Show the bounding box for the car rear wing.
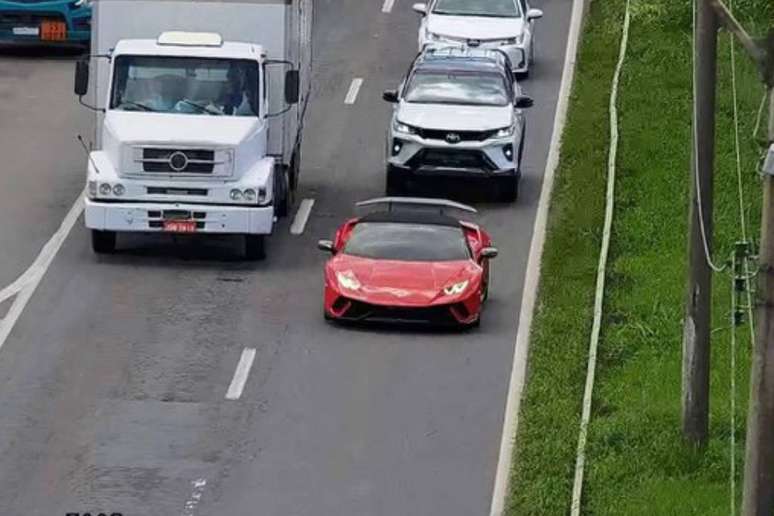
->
[355,197,477,216]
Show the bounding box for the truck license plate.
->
[12,27,39,36]
[40,20,66,41]
[163,220,197,233]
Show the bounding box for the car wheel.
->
[386,168,404,196]
[91,230,116,254]
[496,175,520,203]
[244,234,266,260]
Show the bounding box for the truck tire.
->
[274,166,290,218]
[290,147,301,192]
[91,230,116,254]
[244,235,266,260]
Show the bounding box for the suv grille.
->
[407,149,497,172]
[415,128,499,142]
[140,148,215,174]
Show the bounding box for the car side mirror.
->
[74,59,89,97]
[285,70,300,105]
[412,3,427,15]
[318,239,335,253]
[480,247,499,259]
[527,8,543,20]
[382,89,399,103]
[515,95,534,109]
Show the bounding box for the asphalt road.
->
[0,1,572,515]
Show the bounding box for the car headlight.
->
[495,125,516,138]
[393,119,417,135]
[337,271,361,291]
[443,280,469,296]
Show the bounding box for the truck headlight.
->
[230,189,243,201]
[112,184,125,197]
[243,189,257,202]
[99,183,112,196]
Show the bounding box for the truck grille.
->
[140,148,216,174]
[415,128,499,142]
[407,149,497,172]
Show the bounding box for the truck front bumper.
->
[85,199,275,235]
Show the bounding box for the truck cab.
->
[76,31,301,259]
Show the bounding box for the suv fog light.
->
[392,139,403,156]
[503,144,514,161]
[243,188,257,202]
[99,183,112,196]
[230,189,243,201]
[112,184,125,197]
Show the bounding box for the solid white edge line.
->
[381,0,396,13]
[344,78,364,105]
[290,198,315,235]
[0,193,85,354]
[488,0,589,514]
[570,2,630,514]
[225,348,257,400]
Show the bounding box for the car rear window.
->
[343,222,470,262]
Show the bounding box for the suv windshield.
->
[111,56,260,116]
[344,222,470,262]
[404,70,509,106]
[432,0,521,17]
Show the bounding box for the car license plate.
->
[40,20,66,41]
[163,220,197,233]
[12,27,39,36]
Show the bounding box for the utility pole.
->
[682,0,718,446]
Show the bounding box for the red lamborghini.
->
[318,198,498,328]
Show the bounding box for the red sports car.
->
[318,198,498,328]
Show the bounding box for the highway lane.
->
[0,1,571,515]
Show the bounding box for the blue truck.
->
[0,0,91,46]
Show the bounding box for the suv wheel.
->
[497,175,520,203]
[386,168,405,196]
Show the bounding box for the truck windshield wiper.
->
[178,99,222,115]
[119,101,158,112]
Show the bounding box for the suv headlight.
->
[443,280,469,296]
[495,125,516,138]
[502,33,525,46]
[393,119,417,135]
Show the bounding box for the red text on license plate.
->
[163,220,197,233]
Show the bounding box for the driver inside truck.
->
[145,76,181,112]
[221,65,258,116]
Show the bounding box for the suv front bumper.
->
[85,199,275,235]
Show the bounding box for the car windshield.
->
[110,55,260,116]
[404,70,509,106]
[344,222,470,262]
[432,0,521,18]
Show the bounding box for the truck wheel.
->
[385,169,404,196]
[244,235,266,260]
[290,147,301,192]
[274,166,290,218]
[91,230,116,254]
[497,176,520,203]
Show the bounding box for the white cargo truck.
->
[74,0,313,259]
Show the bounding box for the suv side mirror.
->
[412,3,427,15]
[527,8,543,20]
[480,247,499,259]
[318,239,335,253]
[74,59,89,97]
[285,70,300,105]
[515,95,534,109]
[382,89,399,103]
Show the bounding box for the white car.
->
[383,47,533,202]
[413,0,543,77]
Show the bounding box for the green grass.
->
[507,0,773,514]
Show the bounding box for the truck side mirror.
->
[285,70,300,105]
[74,59,89,97]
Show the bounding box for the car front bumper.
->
[84,199,275,235]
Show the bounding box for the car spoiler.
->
[355,197,477,215]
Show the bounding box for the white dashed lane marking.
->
[225,348,256,400]
[290,198,315,235]
[344,78,364,105]
[382,0,396,13]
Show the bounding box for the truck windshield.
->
[110,56,260,117]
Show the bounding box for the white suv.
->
[413,0,543,77]
[383,47,533,202]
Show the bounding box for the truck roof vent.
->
[157,31,223,47]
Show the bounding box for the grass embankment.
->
[507,0,773,514]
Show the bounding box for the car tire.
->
[497,175,520,203]
[244,234,266,261]
[386,168,405,196]
[91,230,116,254]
